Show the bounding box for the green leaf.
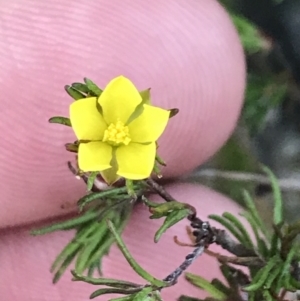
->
[219,264,236,287]
[51,241,81,274]
[72,271,139,288]
[242,190,269,238]
[51,221,99,272]
[289,276,300,290]
[264,264,282,289]
[78,186,138,211]
[154,209,190,243]
[90,288,139,299]
[132,287,154,301]
[52,250,79,283]
[178,296,204,301]
[231,14,263,54]
[48,116,71,126]
[147,201,189,219]
[86,208,131,270]
[185,273,227,300]
[31,208,98,235]
[87,171,98,191]
[262,166,283,226]
[152,291,163,301]
[275,243,298,291]
[84,78,103,96]
[269,232,280,257]
[107,220,166,288]
[71,82,90,94]
[262,290,273,301]
[244,255,280,291]
[126,179,137,199]
[109,296,134,301]
[222,212,254,249]
[210,279,230,296]
[74,221,108,274]
[208,214,245,245]
[65,85,86,100]
[240,212,269,257]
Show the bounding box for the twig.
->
[163,244,205,285]
[213,229,257,257]
[146,178,176,202]
[205,249,264,267]
[190,168,300,192]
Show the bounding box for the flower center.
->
[103,120,131,146]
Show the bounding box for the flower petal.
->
[116,142,156,180]
[98,76,142,124]
[128,104,170,143]
[78,141,112,172]
[70,97,107,140]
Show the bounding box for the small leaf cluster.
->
[31,181,145,282]
[49,78,102,128]
[144,198,192,243]
[71,220,168,301]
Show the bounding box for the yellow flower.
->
[69,76,170,184]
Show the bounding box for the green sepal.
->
[65,85,86,100]
[49,116,71,126]
[168,108,179,118]
[155,155,166,166]
[71,82,90,94]
[65,143,78,152]
[84,78,103,96]
[87,171,98,191]
[139,88,151,104]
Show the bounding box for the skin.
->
[0,0,245,300]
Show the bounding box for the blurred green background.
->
[185,0,300,226]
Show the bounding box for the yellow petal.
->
[70,97,107,140]
[78,141,112,172]
[98,76,142,124]
[116,142,156,180]
[128,104,170,143]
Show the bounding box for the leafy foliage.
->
[31,184,144,282]
[183,167,300,301]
